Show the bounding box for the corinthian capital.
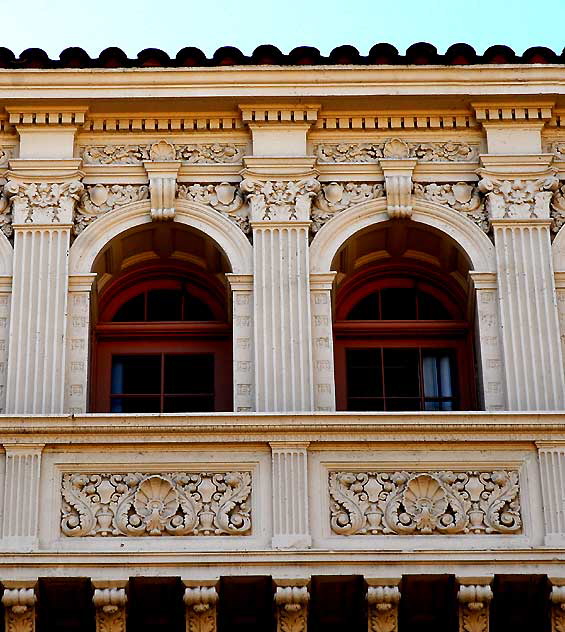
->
[241,177,321,223]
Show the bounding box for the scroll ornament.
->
[315,141,478,163]
[74,184,150,234]
[177,182,248,233]
[275,586,309,632]
[367,586,400,632]
[458,584,492,632]
[329,470,522,536]
[2,588,36,632]
[311,182,385,232]
[184,587,218,632]
[61,471,252,537]
[240,177,321,222]
[4,179,84,224]
[82,143,244,165]
[93,588,127,632]
[414,182,489,233]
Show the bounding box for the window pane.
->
[418,291,452,320]
[347,292,379,320]
[111,355,161,395]
[381,288,417,319]
[383,349,419,397]
[147,289,183,321]
[184,292,215,321]
[110,397,161,413]
[112,293,145,322]
[164,354,214,394]
[422,351,454,398]
[346,349,382,397]
[164,396,215,413]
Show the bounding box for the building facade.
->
[0,43,564,630]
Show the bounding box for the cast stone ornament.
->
[551,586,565,632]
[177,182,248,233]
[458,584,492,632]
[61,471,252,537]
[75,184,150,235]
[274,586,309,632]
[367,586,400,632]
[413,182,489,233]
[82,143,244,165]
[0,179,13,238]
[93,588,127,632]
[240,177,321,222]
[478,173,559,220]
[329,470,521,536]
[184,586,218,632]
[2,588,36,632]
[550,183,565,234]
[4,179,84,224]
[311,182,385,232]
[315,140,478,163]
[379,141,417,219]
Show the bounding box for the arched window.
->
[90,224,232,413]
[333,221,476,412]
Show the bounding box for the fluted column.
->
[92,582,127,632]
[2,583,37,632]
[183,582,218,632]
[274,581,309,632]
[537,442,565,545]
[310,272,336,411]
[0,275,12,413]
[1,444,43,548]
[479,157,565,409]
[270,441,311,549]
[226,274,254,412]
[457,580,492,632]
[4,166,84,413]
[366,580,401,632]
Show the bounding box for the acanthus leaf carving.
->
[329,470,522,536]
[240,177,321,222]
[311,182,384,233]
[413,182,489,233]
[551,183,565,234]
[177,182,248,233]
[5,179,84,225]
[478,173,559,220]
[551,586,565,632]
[175,143,244,164]
[93,588,127,632]
[61,471,252,537]
[82,143,244,165]
[82,145,151,165]
[275,586,309,632]
[458,584,492,632]
[367,586,400,632]
[184,586,218,632]
[315,141,478,163]
[75,184,150,235]
[2,588,36,632]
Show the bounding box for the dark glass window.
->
[112,289,214,322]
[346,287,452,320]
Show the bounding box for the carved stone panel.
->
[5,179,84,225]
[61,471,252,537]
[315,141,479,163]
[329,470,522,536]
[81,143,245,165]
[177,182,248,233]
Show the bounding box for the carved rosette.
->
[184,586,218,632]
[75,184,150,234]
[551,586,565,632]
[367,586,400,632]
[93,588,127,632]
[81,143,244,165]
[274,586,309,632]
[458,584,492,632]
[241,177,321,223]
[311,182,384,232]
[2,588,36,632]
[177,182,248,233]
[315,141,478,163]
[5,179,84,225]
[478,172,559,220]
[329,470,522,536]
[61,471,252,537]
[414,182,489,233]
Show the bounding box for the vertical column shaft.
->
[226,274,254,412]
[0,276,12,413]
[253,224,313,411]
[270,441,311,549]
[537,443,565,545]
[6,226,71,413]
[1,444,43,546]
[310,273,336,412]
[555,272,565,382]
[493,221,565,409]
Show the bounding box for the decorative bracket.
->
[367,584,401,632]
[550,584,565,632]
[143,140,181,221]
[274,585,309,632]
[2,586,37,632]
[184,585,218,632]
[93,586,127,632]
[457,583,492,632]
[379,140,417,219]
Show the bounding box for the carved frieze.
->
[458,584,492,632]
[329,470,522,536]
[311,182,384,232]
[61,471,252,537]
[177,182,248,233]
[75,184,150,234]
[5,179,84,225]
[414,182,489,232]
[184,586,218,632]
[82,143,245,165]
[2,588,36,632]
[241,177,321,222]
[478,173,559,220]
[315,140,478,163]
[274,586,309,632]
[93,588,127,632]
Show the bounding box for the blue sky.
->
[4,0,565,57]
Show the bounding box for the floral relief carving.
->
[551,183,565,234]
[240,177,321,222]
[4,179,84,224]
[458,585,492,632]
[367,586,400,632]
[549,142,565,161]
[311,182,385,232]
[2,588,36,632]
[0,147,12,166]
[61,471,252,537]
[275,586,309,632]
[74,184,150,234]
[82,143,244,165]
[93,588,127,632]
[315,141,478,163]
[414,182,489,232]
[184,587,218,632]
[329,470,522,536]
[478,173,559,220]
[177,182,248,233]
[551,586,565,632]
